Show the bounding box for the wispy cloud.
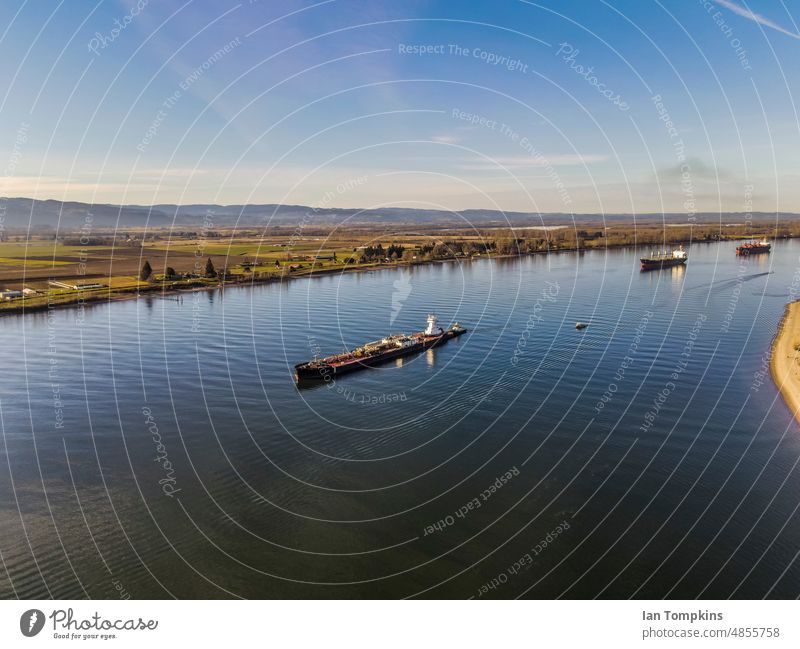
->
[715,0,800,40]
[430,134,461,144]
[457,154,608,171]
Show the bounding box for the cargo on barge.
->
[294,314,466,381]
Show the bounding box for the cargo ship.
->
[735,239,771,256]
[640,246,687,271]
[295,314,466,381]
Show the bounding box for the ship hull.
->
[295,328,465,381]
[735,245,770,256]
[640,257,687,271]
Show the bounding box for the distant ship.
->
[640,246,688,271]
[735,239,771,256]
[295,314,466,381]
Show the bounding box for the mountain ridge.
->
[0,196,794,229]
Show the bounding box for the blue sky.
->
[0,0,799,214]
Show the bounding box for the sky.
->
[1,0,799,215]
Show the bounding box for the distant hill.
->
[0,197,794,230]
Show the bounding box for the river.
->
[1,239,799,598]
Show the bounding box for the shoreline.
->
[0,257,463,318]
[0,237,770,319]
[0,262,381,318]
[771,300,800,424]
[0,249,543,318]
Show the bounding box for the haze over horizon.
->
[1,1,799,215]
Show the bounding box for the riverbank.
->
[0,235,779,318]
[0,261,384,317]
[771,300,800,423]
[0,247,548,317]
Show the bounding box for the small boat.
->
[575,322,588,330]
[640,246,687,271]
[736,239,771,256]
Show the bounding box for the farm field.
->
[0,228,442,312]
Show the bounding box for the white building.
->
[48,280,105,290]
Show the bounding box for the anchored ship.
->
[295,314,466,381]
[735,239,771,256]
[640,246,687,271]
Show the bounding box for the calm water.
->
[2,240,800,599]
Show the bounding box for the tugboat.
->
[294,314,466,381]
[735,239,771,256]
[640,246,687,271]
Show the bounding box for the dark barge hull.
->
[295,329,465,381]
[735,246,770,256]
[640,258,687,271]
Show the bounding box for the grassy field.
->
[0,257,73,267]
[0,230,395,312]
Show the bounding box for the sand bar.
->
[771,301,800,422]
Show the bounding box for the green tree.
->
[139,260,152,281]
[204,258,216,278]
[165,266,177,279]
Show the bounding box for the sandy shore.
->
[771,300,800,422]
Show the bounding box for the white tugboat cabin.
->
[425,314,441,336]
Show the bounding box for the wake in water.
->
[685,271,773,292]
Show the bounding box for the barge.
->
[295,314,466,381]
